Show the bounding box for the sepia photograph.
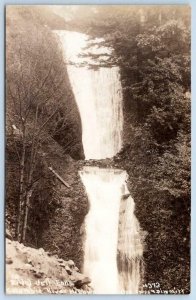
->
[5,5,190,295]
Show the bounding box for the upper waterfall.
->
[55,31,123,160]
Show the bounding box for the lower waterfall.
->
[80,167,144,294]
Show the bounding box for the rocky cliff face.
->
[6,238,92,294]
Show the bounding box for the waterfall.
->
[118,195,144,293]
[55,31,123,160]
[55,30,144,294]
[79,167,128,294]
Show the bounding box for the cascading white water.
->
[55,31,123,160]
[79,167,129,294]
[55,30,144,294]
[118,195,144,293]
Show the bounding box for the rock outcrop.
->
[6,238,92,294]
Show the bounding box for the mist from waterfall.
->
[55,30,144,294]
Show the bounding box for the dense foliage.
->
[6,7,84,244]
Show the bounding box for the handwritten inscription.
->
[140,282,185,294]
[8,276,92,294]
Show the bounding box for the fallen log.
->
[48,166,70,188]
